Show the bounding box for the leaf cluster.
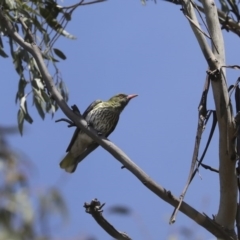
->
[0,0,75,134]
[0,126,67,240]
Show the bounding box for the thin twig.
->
[165,0,240,37]
[55,118,74,125]
[18,17,35,44]
[200,162,219,173]
[61,0,106,9]
[169,75,210,224]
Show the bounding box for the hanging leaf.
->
[13,51,24,76]
[19,96,33,124]
[39,7,76,39]
[53,48,66,60]
[219,0,230,13]
[0,47,8,58]
[5,0,17,9]
[41,90,50,103]
[15,78,27,103]
[34,96,45,120]
[18,49,30,62]
[17,108,24,135]
[43,32,50,45]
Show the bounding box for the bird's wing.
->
[66,100,103,152]
[76,142,99,163]
[82,100,103,118]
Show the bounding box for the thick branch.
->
[181,0,217,69]
[201,0,237,232]
[0,8,236,239]
[180,0,237,233]
[166,0,240,37]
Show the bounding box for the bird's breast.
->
[86,107,119,134]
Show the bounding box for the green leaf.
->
[43,32,50,45]
[51,104,56,118]
[32,78,44,91]
[34,96,45,120]
[15,77,28,103]
[0,36,3,48]
[20,95,27,113]
[17,108,24,135]
[219,0,230,13]
[13,51,24,76]
[59,80,69,102]
[0,47,8,58]
[5,0,17,9]
[23,103,33,124]
[18,49,30,62]
[21,2,40,16]
[24,112,33,124]
[64,12,71,21]
[41,90,51,103]
[53,48,66,60]
[39,7,76,39]
[46,101,51,113]
[19,96,33,124]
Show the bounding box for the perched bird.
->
[60,93,138,173]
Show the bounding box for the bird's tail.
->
[59,152,78,173]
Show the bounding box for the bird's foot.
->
[55,104,81,128]
[55,118,75,128]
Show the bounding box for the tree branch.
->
[201,0,237,232]
[178,0,237,235]
[0,8,236,240]
[84,199,132,240]
[181,0,217,69]
[165,0,240,37]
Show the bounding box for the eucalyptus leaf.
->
[23,100,33,124]
[53,48,66,60]
[39,7,76,39]
[0,47,8,58]
[17,108,24,135]
[41,90,50,103]
[5,0,17,9]
[0,36,3,48]
[43,32,50,45]
[34,96,45,120]
[20,96,27,113]
[13,51,24,76]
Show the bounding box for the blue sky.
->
[1,0,240,239]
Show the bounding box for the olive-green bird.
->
[60,93,138,173]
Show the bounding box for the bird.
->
[59,93,138,173]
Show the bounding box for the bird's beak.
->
[127,94,138,100]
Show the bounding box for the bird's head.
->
[108,93,138,111]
